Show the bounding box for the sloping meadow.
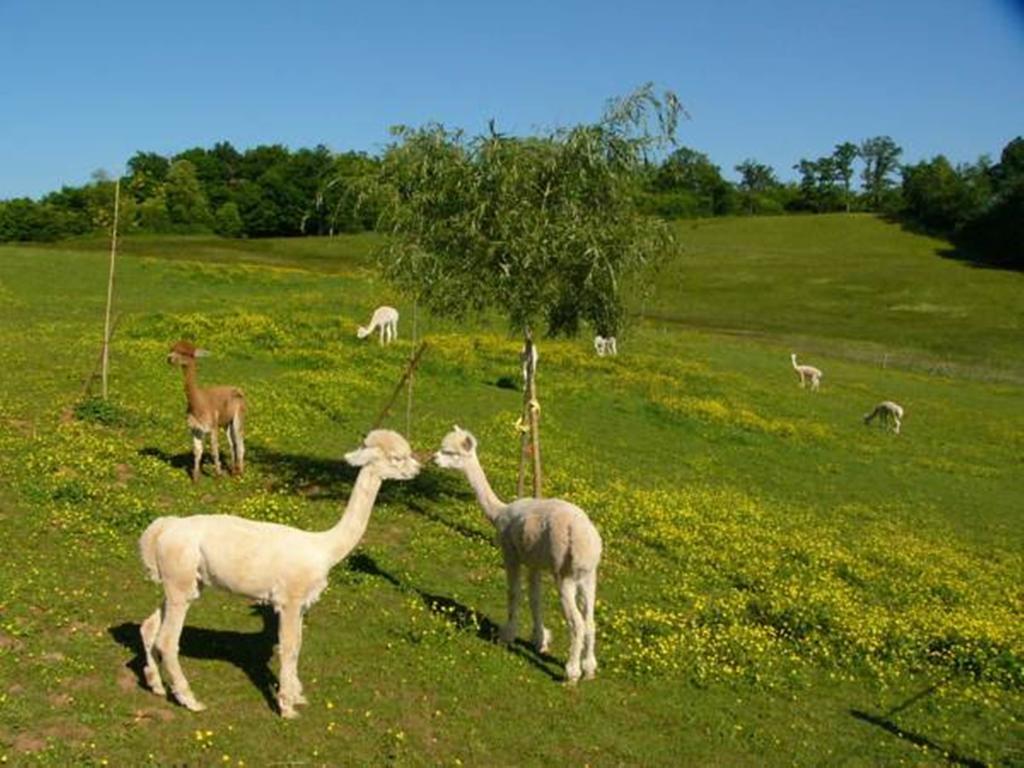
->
[0,245,1021,763]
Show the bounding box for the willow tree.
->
[373,84,683,496]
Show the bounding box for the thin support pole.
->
[372,341,428,432]
[101,178,121,400]
[405,299,419,438]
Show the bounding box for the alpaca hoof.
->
[582,655,597,679]
[144,668,166,696]
[565,665,582,685]
[535,628,552,654]
[177,693,206,712]
[279,703,299,719]
[294,692,308,706]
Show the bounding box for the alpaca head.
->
[356,326,371,339]
[345,429,421,480]
[167,340,209,368]
[434,425,477,470]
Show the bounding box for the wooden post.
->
[516,330,542,499]
[101,178,121,400]
[372,341,428,431]
[405,299,419,438]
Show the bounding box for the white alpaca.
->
[357,306,399,345]
[790,353,822,390]
[594,335,617,357]
[864,400,904,434]
[137,430,420,717]
[434,426,602,683]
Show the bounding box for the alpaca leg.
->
[276,604,306,718]
[232,415,245,474]
[155,594,205,711]
[558,578,586,683]
[528,569,551,653]
[893,415,901,434]
[379,324,385,345]
[190,431,204,482]
[225,423,236,474]
[140,608,166,696]
[500,560,522,646]
[812,376,820,391]
[209,426,222,476]
[580,571,598,679]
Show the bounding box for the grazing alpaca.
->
[167,341,246,482]
[594,335,618,357]
[864,400,904,434]
[357,306,399,345]
[790,353,823,391]
[434,426,602,683]
[137,430,421,717]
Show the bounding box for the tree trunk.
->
[516,330,542,498]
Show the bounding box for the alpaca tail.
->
[139,517,175,583]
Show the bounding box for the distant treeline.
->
[2,135,1021,268]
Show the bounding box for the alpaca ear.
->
[345,446,379,467]
[461,433,476,453]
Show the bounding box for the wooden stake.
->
[372,341,428,432]
[516,331,542,498]
[101,178,121,400]
[405,299,419,438]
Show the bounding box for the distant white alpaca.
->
[137,430,420,717]
[435,426,602,683]
[864,400,904,434]
[357,306,399,345]
[593,335,618,357]
[791,353,822,390]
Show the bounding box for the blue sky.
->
[1,0,1022,199]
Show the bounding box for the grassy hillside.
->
[0,218,1021,766]
[651,214,1024,379]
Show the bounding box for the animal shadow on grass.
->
[346,552,564,682]
[109,604,280,713]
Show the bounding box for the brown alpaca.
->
[167,340,246,481]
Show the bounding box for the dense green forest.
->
[1,135,1021,268]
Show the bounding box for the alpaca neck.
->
[182,363,203,409]
[324,468,383,567]
[463,455,506,524]
[791,356,799,370]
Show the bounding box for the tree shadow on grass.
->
[849,676,987,768]
[346,552,564,682]
[109,604,280,714]
[137,442,473,509]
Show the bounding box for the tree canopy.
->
[371,84,683,338]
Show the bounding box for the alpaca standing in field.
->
[167,341,246,482]
[790,353,823,391]
[137,430,420,717]
[357,305,399,345]
[594,335,618,357]
[864,400,904,434]
[435,426,602,683]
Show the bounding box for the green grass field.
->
[0,215,1021,766]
